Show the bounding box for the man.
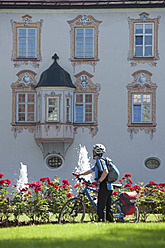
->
[75,144,113,222]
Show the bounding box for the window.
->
[145,158,160,169]
[11,15,42,67]
[127,70,157,139]
[17,28,37,58]
[132,93,152,123]
[66,98,71,122]
[17,93,36,122]
[128,12,160,66]
[46,154,64,169]
[75,93,93,123]
[67,15,102,71]
[47,97,59,122]
[134,23,154,57]
[75,28,94,58]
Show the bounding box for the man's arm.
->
[98,169,108,183]
[79,169,94,176]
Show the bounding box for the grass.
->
[0,222,165,248]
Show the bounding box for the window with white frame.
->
[16,93,36,122]
[75,93,93,123]
[47,97,59,122]
[66,98,71,122]
[132,93,152,123]
[17,28,37,58]
[134,23,154,57]
[75,28,94,58]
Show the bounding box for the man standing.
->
[75,144,114,222]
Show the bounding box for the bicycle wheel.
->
[124,205,139,223]
[58,197,86,224]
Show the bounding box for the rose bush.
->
[0,172,165,226]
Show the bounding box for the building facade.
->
[0,0,165,185]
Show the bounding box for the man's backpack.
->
[104,157,120,183]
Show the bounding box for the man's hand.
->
[92,181,100,187]
[73,173,80,178]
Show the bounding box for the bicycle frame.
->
[80,183,125,220]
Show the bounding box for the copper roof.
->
[0,0,165,9]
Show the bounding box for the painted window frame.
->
[75,93,94,123]
[16,92,36,123]
[12,15,42,67]
[128,12,160,66]
[132,93,152,123]
[46,97,59,123]
[67,15,102,71]
[126,70,157,139]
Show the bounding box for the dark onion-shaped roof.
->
[36,53,76,88]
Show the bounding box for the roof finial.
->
[52,53,59,61]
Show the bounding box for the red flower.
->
[7,198,9,201]
[40,177,51,184]
[62,180,70,186]
[132,185,141,191]
[13,184,17,187]
[149,181,156,186]
[124,173,132,178]
[122,177,126,180]
[27,181,42,192]
[112,191,118,196]
[66,192,72,198]
[27,191,32,195]
[124,184,131,188]
[0,179,11,186]
[1,195,5,199]
[0,173,4,178]
[129,179,133,184]
[74,184,79,189]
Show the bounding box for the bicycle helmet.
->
[93,144,106,156]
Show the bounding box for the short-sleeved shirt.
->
[91,156,113,190]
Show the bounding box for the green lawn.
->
[0,222,165,248]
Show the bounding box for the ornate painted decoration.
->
[11,15,43,68]
[67,15,102,72]
[10,70,37,138]
[73,70,101,137]
[128,12,160,67]
[126,70,158,139]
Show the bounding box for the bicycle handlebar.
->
[72,172,93,186]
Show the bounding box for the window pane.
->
[143,105,150,122]
[49,98,57,105]
[19,29,26,38]
[135,24,143,34]
[27,113,34,121]
[135,36,143,45]
[133,105,141,122]
[18,104,25,112]
[76,29,84,38]
[28,104,34,112]
[18,94,25,102]
[76,94,83,103]
[145,36,152,45]
[28,94,35,102]
[85,29,93,38]
[135,46,143,56]
[133,94,141,103]
[85,94,92,103]
[145,46,152,56]
[85,104,92,122]
[143,94,151,103]
[28,29,35,38]
[48,106,58,121]
[18,113,25,121]
[145,24,153,34]
[76,105,83,122]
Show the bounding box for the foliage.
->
[0,171,165,226]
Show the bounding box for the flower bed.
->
[0,172,165,227]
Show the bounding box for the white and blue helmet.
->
[93,144,106,155]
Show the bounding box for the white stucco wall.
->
[0,7,165,186]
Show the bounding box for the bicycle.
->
[58,174,139,224]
